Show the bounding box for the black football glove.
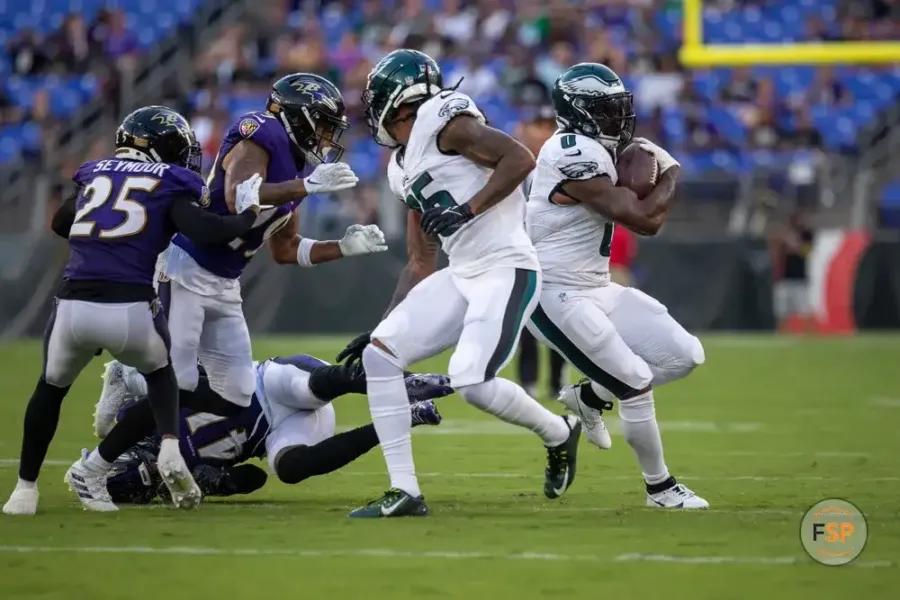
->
[336,331,372,368]
[420,203,475,237]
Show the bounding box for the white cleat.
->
[157,439,202,509]
[3,487,39,515]
[647,482,709,509]
[94,361,128,438]
[557,380,612,449]
[64,451,118,512]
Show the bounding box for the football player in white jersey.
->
[526,63,708,509]
[336,49,581,518]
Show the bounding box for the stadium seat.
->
[0,0,208,164]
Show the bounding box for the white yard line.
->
[1,460,895,483]
[0,545,891,568]
[870,397,900,408]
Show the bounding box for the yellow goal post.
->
[678,0,900,66]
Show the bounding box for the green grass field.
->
[0,334,898,599]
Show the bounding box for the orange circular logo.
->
[800,499,867,566]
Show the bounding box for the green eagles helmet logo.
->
[559,74,623,97]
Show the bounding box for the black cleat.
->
[348,488,430,518]
[544,415,581,499]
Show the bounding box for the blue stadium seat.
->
[880,181,900,228]
[0,0,208,163]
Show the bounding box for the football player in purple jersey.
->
[3,106,265,515]
[80,74,387,511]
[98,355,451,504]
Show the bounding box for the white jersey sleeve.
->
[387,149,405,200]
[413,91,485,137]
[537,132,617,201]
[526,132,618,289]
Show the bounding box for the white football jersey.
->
[392,91,538,278]
[527,131,618,289]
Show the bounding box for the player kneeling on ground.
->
[95,355,450,503]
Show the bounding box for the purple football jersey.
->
[172,111,304,279]
[179,396,269,469]
[64,159,206,285]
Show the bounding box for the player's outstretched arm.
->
[222,140,302,210]
[169,174,263,244]
[383,211,439,317]
[267,212,386,266]
[168,198,257,244]
[223,141,358,212]
[437,115,536,216]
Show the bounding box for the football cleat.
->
[156,439,202,509]
[544,415,582,499]
[557,379,613,450]
[348,488,429,518]
[646,478,709,509]
[411,400,442,427]
[94,361,129,438]
[404,373,453,403]
[2,487,39,516]
[65,450,118,512]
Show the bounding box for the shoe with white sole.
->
[94,361,128,438]
[65,451,118,512]
[557,379,613,449]
[3,486,39,515]
[646,478,709,509]
[156,438,202,509]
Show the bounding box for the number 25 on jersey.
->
[70,176,157,239]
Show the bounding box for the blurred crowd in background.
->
[2,0,900,232]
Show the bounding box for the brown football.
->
[616,143,659,199]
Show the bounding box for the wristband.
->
[296,236,318,267]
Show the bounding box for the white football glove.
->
[303,162,359,195]
[338,224,388,257]
[235,173,262,214]
[634,137,680,173]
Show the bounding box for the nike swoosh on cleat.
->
[552,470,569,497]
[380,497,406,516]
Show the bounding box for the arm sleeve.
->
[168,196,257,245]
[50,189,79,239]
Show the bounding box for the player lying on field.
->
[94,355,450,504]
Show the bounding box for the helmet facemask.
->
[565,92,635,149]
[276,104,348,165]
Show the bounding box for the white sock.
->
[15,478,37,491]
[85,450,113,475]
[618,391,670,485]
[458,378,569,447]
[123,365,148,397]
[362,345,420,497]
